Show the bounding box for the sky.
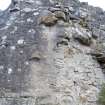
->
[0,0,105,11]
[80,0,105,10]
[0,0,11,11]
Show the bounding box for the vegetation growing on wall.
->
[98,84,105,105]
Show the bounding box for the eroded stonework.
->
[0,0,105,105]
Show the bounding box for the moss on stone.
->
[98,84,105,105]
[79,20,88,28]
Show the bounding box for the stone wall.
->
[0,0,105,105]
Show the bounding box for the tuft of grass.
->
[79,19,88,28]
[98,84,105,105]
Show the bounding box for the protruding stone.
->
[54,11,66,21]
[17,39,24,45]
[29,52,41,61]
[23,8,32,13]
[73,28,92,46]
[10,47,15,51]
[33,12,39,16]
[8,68,13,74]
[39,14,58,26]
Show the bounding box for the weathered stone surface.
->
[73,26,92,46]
[91,42,105,73]
[54,11,66,21]
[0,0,105,105]
[39,14,58,26]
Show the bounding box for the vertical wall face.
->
[0,0,104,105]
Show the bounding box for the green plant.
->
[79,19,88,28]
[98,84,105,105]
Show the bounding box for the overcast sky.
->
[0,0,105,11]
[0,0,11,11]
[80,0,105,10]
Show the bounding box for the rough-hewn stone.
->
[0,0,105,105]
[39,14,58,26]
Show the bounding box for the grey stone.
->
[73,27,92,46]
[92,28,100,39]
[0,0,104,105]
